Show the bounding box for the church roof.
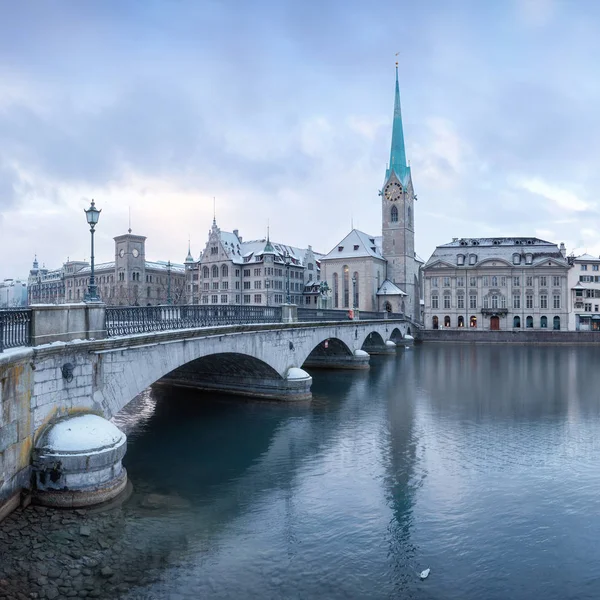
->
[385,65,411,187]
[376,279,407,296]
[321,229,384,261]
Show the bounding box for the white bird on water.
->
[420,568,431,580]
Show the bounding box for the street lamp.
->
[167,260,172,305]
[83,199,101,302]
[283,251,291,304]
[352,274,357,309]
[265,278,270,307]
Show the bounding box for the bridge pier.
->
[32,415,128,508]
[162,364,313,402]
[303,348,370,370]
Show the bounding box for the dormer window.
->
[459,240,467,246]
[338,246,344,252]
[457,254,465,266]
[513,253,521,265]
[469,254,477,265]
[526,240,533,245]
[525,253,533,264]
[493,240,500,245]
[354,245,359,250]
[472,240,479,246]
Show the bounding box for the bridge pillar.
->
[303,348,370,370]
[162,365,312,402]
[32,415,128,508]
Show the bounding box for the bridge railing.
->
[0,308,32,353]
[105,304,283,336]
[297,308,405,322]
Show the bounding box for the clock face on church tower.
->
[384,181,402,201]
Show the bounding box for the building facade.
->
[0,279,28,308]
[184,219,324,307]
[28,232,186,306]
[422,238,569,331]
[567,253,600,331]
[320,65,423,319]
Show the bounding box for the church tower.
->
[381,64,420,320]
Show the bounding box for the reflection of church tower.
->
[381,64,420,320]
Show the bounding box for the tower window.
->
[407,206,412,228]
[391,205,398,223]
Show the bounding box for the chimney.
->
[559,242,566,258]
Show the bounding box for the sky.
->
[2,0,600,279]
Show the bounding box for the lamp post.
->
[265,278,270,307]
[167,260,172,305]
[352,274,357,309]
[284,251,291,304]
[83,199,101,302]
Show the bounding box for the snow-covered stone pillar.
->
[32,414,127,508]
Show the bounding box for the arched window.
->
[458,315,465,328]
[432,316,439,329]
[343,265,349,308]
[221,264,228,277]
[211,265,218,277]
[513,316,521,328]
[203,266,209,278]
[513,254,521,265]
[444,315,451,328]
[391,205,398,223]
[407,206,412,228]
[353,271,359,308]
[526,316,534,328]
[553,316,561,330]
[540,316,548,328]
[333,273,339,308]
[470,316,477,328]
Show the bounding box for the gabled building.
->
[320,65,423,318]
[422,237,569,331]
[184,219,324,306]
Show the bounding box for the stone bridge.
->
[0,303,414,518]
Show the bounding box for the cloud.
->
[515,178,590,212]
[516,0,556,27]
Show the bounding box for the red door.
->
[490,316,500,331]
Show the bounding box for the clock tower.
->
[381,64,420,320]
[114,232,146,295]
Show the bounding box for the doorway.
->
[490,316,500,330]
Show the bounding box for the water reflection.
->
[110,344,600,600]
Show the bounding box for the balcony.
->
[481,307,508,316]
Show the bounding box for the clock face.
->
[384,181,402,201]
[132,248,139,258]
[119,249,125,258]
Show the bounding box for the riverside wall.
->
[420,329,600,344]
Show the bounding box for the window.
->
[343,266,349,308]
[254,281,262,289]
[469,295,477,309]
[457,295,465,309]
[443,277,450,287]
[353,272,359,308]
[431,277,439,288]
[391,205,398,222]
[443,294,451,309]
[525,254,533,265]
[553,276,560,287]
[581,264,588,271]
[491,276,498,287]
[553,294,560,309]
[491,295,498,309]
[540,315,548,328]
[513,316,521,328]
[456,277,464,287]
[500,277,506,287]
[483,296,489,309]
[526,315,533,328]
[594,265,599,272]
[526,276,533,287]
[457,254,465,266]
[253,268,261,276]
[212,265,218,277]
[513,276,520,287]
[470,316,477,328]
[202,295,208,304]
[211,294,218,303]
[254,294,262,304]
[444,315,451,328]
[501,296,506,308]
[483,276,489,287]
[513,295,521,309]
[333,273,339,308]
[458,315,465,328]
[221,295,228,303]
[540,276,547,287]
[469,277,476,287]
[526,294,533,309]
[222,265,228,277]
[513,254,521,265]
[431,295,439,309]
[211,246,218,255]
[553,316,561,330]
[585,303,592,312]
[469,254,477,265]
[235,269,240,277]
[204,282,209,290]
[212,282,219,290]
[540,294,548,309]
[222,281,228,290]
[407,206,412,228]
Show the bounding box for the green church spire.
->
[385,64,410,185]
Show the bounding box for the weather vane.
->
[395,51,400,67]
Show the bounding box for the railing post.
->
[281,304,298,323]
[0,311,4,353]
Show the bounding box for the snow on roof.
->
[377,279,407,296]
[321,229,384,261]
[74,261,115,274]
[146,261,185,273]
[574,253,600,261]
